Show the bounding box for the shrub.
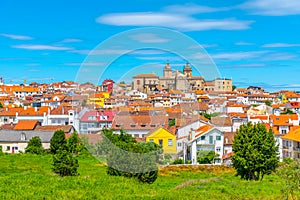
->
[171,158,184,165]
[25,136,44,155]
[52,149,79,176]
[103,129,160,184]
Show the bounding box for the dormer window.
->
[130,124,136,127]
[116,124,121,127]
[20,132,26,141]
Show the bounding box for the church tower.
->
[183,62,192,78]
[163,61,173,78]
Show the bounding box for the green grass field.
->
[0,153,290,199]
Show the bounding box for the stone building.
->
[133,62,232,94]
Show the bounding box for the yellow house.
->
[87,92,110,107]
[146,127,177,154]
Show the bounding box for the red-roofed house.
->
[80,110,116,134]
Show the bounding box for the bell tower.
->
[183,62,192,78]
[163,61,173,78]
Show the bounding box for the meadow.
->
[0,153,290,199]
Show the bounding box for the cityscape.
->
[1,0,300,199]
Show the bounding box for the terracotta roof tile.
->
[13,120,39,130]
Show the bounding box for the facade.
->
[80,110,115,134]
[188,126,224,165]
[146,127,177,154]
[281,127,300,159]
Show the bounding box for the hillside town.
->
[0,62,300,165]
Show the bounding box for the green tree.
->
[52,149,79,176]
[169,119,175,127]
[67,131,81,154]
[197,150,219,164]
[281,109,295,115]
[232,85,237,91]
[277,159,300,200]
[265,100,272,106]
[0,102,3,108]
[50,130,67,154]
[232,122,279,181]
[25,136,44,154]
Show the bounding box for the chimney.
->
[62,106,64,114]
[34,106,38,112]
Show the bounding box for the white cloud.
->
[136,56,184,61]
[211,51,269,60]
[1,33,33,40]
[235,42,255,46]
[71,49,130,55]
[262,43,300,48]
[261,52,298,60]
[129,33,169,43]
[241,0,300,16]
[128,49,168,55]
[164,3,229,14]
[96,12,253,31]
[60,38,82,43]
[13,44,72,51]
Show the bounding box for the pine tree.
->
[232,122,279,181]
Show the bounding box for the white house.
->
[0,130,54,153]
[188,125,224,165]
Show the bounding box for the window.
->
[6,146,10,151]
[281,130,287,134]
[201,136,205,140]
[149,139,154,143]
[168,139,173,146]
[130,124,136,127]
[209,136,213,144]
[88,116,96,121]
[216,147,221,152]
[178,142,182,147]
[137,80,140,85]
[159,139,163,146]
[216,136,221,141]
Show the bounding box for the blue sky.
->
[1,0,300,91]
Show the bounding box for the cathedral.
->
[132,62,232,94]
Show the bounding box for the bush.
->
[25,136,44,155]
[103,129,160,184]
[171,158,184,165]
[277,159,300,199]
[52,149,79,177]
[197,150,219,164]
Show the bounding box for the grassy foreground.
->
[0,154,287,199]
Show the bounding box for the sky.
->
[1,0,300,91]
